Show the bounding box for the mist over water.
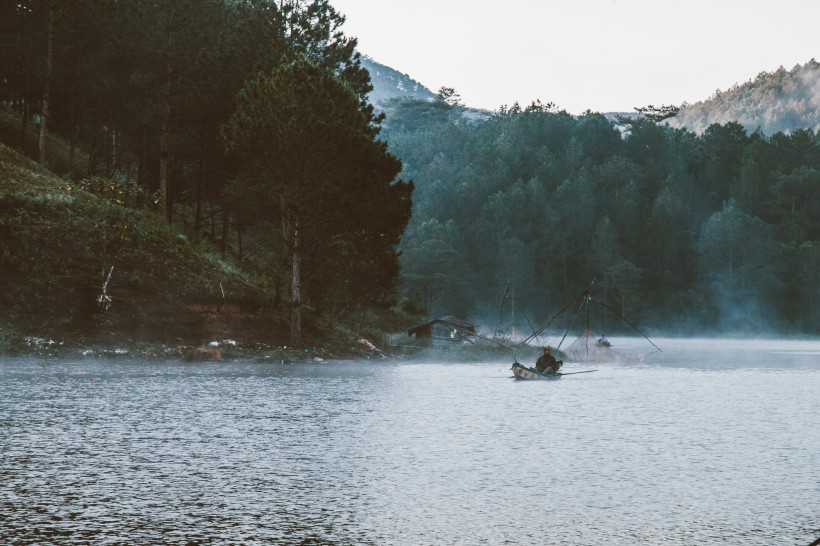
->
[1,338,818,545]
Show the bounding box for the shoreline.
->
[1,336,396,363]
[2,335,529,364]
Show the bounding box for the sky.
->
[330,0,820,114]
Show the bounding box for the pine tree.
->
[222,57,412,344]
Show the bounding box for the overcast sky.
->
[331,0,819,114]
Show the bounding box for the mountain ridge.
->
[364,55,820,135]
[360,55,437,107]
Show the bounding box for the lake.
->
[1,338,819,545]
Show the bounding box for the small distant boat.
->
[511,362,597,380]
[563,328,654,364]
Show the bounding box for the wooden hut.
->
[407,316,478,347]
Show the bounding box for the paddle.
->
[559,369,598,376]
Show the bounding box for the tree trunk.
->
[290,215,302,346]
[104,125,113,176]
[21,80,30,153]
[159,127,169,220]
[68,99,77,177]
[167,152,175,224]
[38,1,54,166]
[237,221,243,259]
[159,56,172,222]
[109,128,119,176]
[194,134,205,234]
[220,210,230,257]
[87,117,98,176]
[209,201,216,240]
[137,127,147,188]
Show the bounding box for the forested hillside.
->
[2,1,818,346]
[668,60,820,135]
[385,99,820,335]
[0,0,412,347]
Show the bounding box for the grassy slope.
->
[0,141,288,351]
[0,109,423,359]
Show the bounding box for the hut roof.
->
[407,316,478,337]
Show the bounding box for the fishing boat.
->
[511,362,597,380]
[511,362,562,380]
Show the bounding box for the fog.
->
[621,336,820,370]
[397,330,820,371]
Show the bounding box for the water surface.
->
[2,338,819,545]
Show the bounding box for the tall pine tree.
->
[221,57,412,344]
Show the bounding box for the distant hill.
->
[667,59,820,135]
[360,56,437,107]
[363,56,820,135]
[361,55,492,125]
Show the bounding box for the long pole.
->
[511,273,516,340]
[587,295,663,352]
[523,290,588,344]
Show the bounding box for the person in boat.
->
[535,346,562,374]
[597,335,611,347]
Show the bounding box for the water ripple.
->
[2,344,819,545]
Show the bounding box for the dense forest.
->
[385,96,820,335]
[0,0,412,345]
[1,1,818,346]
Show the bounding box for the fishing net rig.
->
[523,289,662,357]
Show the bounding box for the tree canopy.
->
[384,98,820,334]
[222,57,412,343]
[0,0,414,345]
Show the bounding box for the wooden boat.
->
[511,362,562,380]
[511,362,597,380]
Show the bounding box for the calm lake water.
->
[1,338,819,545]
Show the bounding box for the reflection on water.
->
[1,339,819,545]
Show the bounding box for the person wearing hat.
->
[535,346,562,374]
